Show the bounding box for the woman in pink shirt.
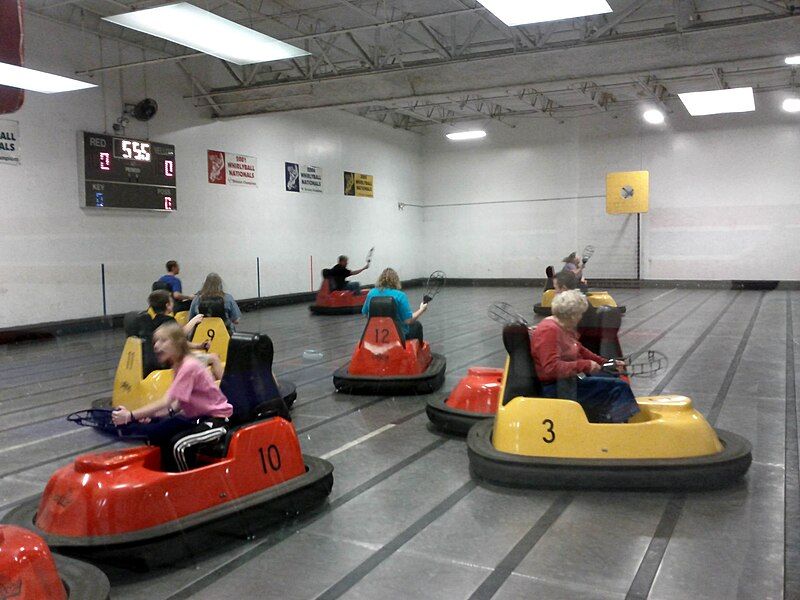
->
[530,290,639,423]
[113,321,233,471]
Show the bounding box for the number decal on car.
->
[542,419,555,443]
[374,328,390,344]
[258,444,281,473]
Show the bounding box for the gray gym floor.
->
[0,287,796,599]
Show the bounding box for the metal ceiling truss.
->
[23,0,800,125]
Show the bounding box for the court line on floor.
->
[0,440,115,479]
[625,291,763,600]
[619,290,696,339]
[166,438,450,600]
[316,480,479,600]
[0,427,83,455]
[784,291,799,600]
[468,493,573,600]
[319,425,396,460]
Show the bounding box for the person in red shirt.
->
[112,321,233,471]
[530,290,639,423]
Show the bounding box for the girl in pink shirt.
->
[113,322,232,471]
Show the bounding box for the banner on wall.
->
[343,171,373,197]
[0,119,20,166]
[606,170,649,214]
[285,162,323,193]
[207,150,258,186]
[0,0,25,115]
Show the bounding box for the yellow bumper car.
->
[534,267,625,315]
[466,324,751,489]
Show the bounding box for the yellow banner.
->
[606,171,649,214]
[344,171,374,198]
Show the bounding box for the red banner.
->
[0,0,24,115]
[207,150,226,184]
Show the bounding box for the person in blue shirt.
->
[159,260,195,311]
[362,268,427,342]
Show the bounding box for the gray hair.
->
[551,289,588,321]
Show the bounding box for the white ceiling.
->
[26,0,800,127]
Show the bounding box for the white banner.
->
[0,119,19,166]
[225,153,257,186]
[285,162,323,193]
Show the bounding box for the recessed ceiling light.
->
[103,2,309,65]
[783,98,800,113]
[0,61,96,93]
[476,0,612,26]
[642,109,665,124]
[785,55,800,65]
[678,87,755,116]
[446,130,487,141]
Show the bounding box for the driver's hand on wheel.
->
[587,362,601,374]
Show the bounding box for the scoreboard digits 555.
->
[80,132,177,211]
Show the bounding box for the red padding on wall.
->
[0,0,24,115]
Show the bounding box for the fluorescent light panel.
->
[0,61,96,93]
[678,87,755,116]
[476,0,612,26]
[446,130,487,141]
[104,2,309,65]
[785,55,800,65]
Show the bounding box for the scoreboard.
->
[80,131,177,211]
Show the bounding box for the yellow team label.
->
[344,171,374,197]
[606,170,649,214]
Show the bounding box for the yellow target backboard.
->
[606,171,649,214]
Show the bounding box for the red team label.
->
[207,150,226,184]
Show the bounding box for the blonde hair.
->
[551,289,588,321]
[377,268,401,290]
[154,321,190,359]
[199,272,224,299]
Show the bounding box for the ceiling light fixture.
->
[678,87,755,116]
[103,2,309,65]
[785,55,800,66]
[0,61,96,93]
[476,0,612,26]
[783,98,800,113]
[446,130,487,141]
[642,109,665,124]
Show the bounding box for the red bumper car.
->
[0,525,109,599]
[5,335,333,566]
[309,270,367,315]
[426,305,624,435]
[333,297,446,395]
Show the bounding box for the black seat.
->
[366,296,405,346]
[219,332,287,425]
[197,333,289,461]
[152,280,172,292]
[578,306,623,358]
[199,296,226,319]
[123,311,140,337]
[544,266,555,291]
[501,324,542,405]
[122,310,162,376]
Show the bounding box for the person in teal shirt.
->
[362,268,428,342]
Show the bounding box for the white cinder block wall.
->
[0,15,424,328]
[421,98,800,282]
[3,15,800,329]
